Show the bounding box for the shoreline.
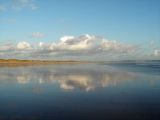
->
[0,59,89,67]
[0,59,159,67]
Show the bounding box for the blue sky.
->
[0,0,160,60]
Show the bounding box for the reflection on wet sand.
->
[0,65,138,92]
[0,64,160,120]
[56,72,136,91]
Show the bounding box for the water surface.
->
[0,63,160,120]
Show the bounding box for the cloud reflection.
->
[0,65,137,91]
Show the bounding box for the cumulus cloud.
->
[53,35,95,51]
[49,34,137,55]
[32,32,44,38]
[12,0,38,10]
[0,34,139,60]
[16,41,32,50]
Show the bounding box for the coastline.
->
[0,59,89,67]
[0,59,159,67]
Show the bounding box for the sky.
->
[0,0,160,60]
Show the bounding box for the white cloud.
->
[101,40,136,54]
[16,41,32,50]
[32,32,44,38]
[0,43,14,51]
[39,42,45,47]
[51,34,137,54]
[0,34,139,60]
[154,49,160,56]
[60,36,75,42]
[54,34,95,51]
[12,0,38,10]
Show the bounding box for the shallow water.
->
[0,63,160,120]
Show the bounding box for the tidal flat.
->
[0,61,160,120]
